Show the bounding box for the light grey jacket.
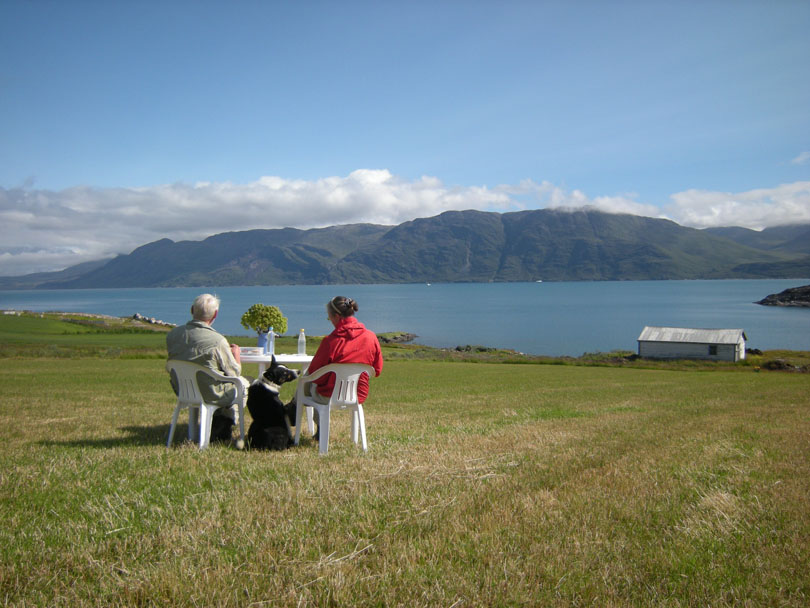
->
[166,320,243,406]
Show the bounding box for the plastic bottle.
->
[298,328,306,355]
[267,327,275,355]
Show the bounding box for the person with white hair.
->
[166,293,247,442]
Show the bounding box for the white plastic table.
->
[239,348,313,375]
[239,348,318,436]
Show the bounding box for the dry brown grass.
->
[0,357,808,606]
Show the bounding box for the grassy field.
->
[1,312,809,606]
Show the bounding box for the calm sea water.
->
[1,280,808,356]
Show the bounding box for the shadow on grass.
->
[38,424,318,450]
[38,423,197,449]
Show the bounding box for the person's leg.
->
[211,407,234,441]
[212,376,248,441]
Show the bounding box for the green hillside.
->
[2,209,808,288]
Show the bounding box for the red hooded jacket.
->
[308,316,383,402]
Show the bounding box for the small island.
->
[755,284,810,307]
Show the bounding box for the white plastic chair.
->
[166,360,246,449]
[293,364,375,455]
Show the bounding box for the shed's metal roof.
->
[637,326,746,344]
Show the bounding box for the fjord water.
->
[1,280,808,356]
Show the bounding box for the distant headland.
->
[756,284,810,307]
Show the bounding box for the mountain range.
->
[3,208,810,289]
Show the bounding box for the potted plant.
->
[240,304,288,349]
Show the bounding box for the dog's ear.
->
[270,354,277,368]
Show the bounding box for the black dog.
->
[246,355,299,450]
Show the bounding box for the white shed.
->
[637,326,747,362]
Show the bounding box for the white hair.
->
[191,293,220,321]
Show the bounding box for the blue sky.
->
[1,0,809,276]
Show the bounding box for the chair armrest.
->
[199,367,246,402]
[299,363,375,383]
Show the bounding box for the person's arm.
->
[372,344,383,377]
[307,336,332,376]
[369,333,383,376]
[216,339,242,377]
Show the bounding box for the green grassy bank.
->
[1,312,808,606]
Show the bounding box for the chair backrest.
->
[167,360,207,404]
[311,363,375,408]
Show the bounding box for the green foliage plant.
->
[240,303,288,335]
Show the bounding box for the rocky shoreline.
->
[131,312,176,327]
[378,332,417,344]
[755,284,810,307]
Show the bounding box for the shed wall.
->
[638,341,743,362]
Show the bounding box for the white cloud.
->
[665,182,810,230]
[589,194,663,218]
[1,173,809,277]
[0,171,519,276]
[791,151,810,165]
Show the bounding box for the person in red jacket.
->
[305,296,383,407]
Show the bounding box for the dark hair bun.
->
[329,296,359,317]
